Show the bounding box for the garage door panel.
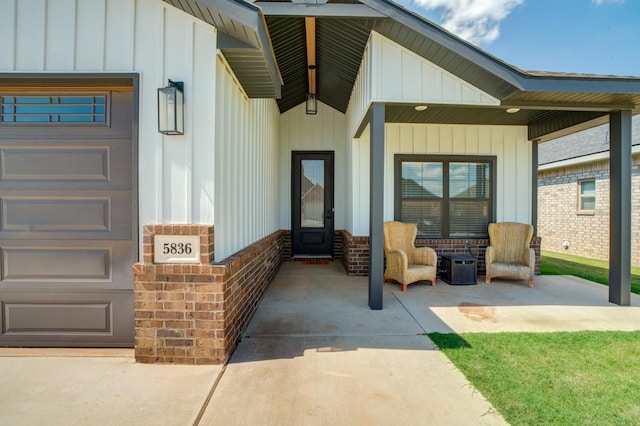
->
[3,301,111,333]
[0,141,132,189]
[0,291,133,347]
[0,191,131,239]
[0,240,133,290]
[2,197,110,232]
[1,146,110,182]
[3,247,110,281]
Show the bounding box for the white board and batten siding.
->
[345,31,530,236]
[215,56,280,261]
[346,40,373,140]
[349,123,532,236]
[0,0,223,256]
[370,32,500,107]
[279,101,347,232]
[346,31,500,138]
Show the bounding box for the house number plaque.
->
[153,235,201,264]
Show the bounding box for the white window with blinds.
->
[395,155,496,238]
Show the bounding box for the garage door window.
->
[1,94,107,124]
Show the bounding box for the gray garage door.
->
[0,81,136,347]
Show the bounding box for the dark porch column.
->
[609,110,632,306]
[369,103,385,310]
[531,140,538,235]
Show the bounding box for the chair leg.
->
[485,276,491,284]
[383,277,387,283]
[430,280,435,286]
[528,279,534,287]
[401,283,408,292]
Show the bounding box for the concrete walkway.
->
[2,261,640,425]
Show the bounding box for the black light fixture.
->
[158,79,184,135]
[306,93,317,115]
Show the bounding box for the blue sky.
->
[397,0,640,77]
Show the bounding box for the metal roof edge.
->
[520,73,640,95]
[538,145,640,170]
[256,8,284,89]
[190,0,282,96]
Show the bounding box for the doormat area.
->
[301,260,330,265]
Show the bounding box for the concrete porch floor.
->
[2,261,640,425]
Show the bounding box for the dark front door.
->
[292,151,334,256]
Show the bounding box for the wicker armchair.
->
[485,222,535,287]
[383,221,437,291]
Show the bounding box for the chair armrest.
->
[386,249,408,271]
[527,248,535,268]
[410,246,437,266]
[485,246,495,265]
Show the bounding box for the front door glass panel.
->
[301,159,324,228]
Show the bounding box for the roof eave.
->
[166,0,282,98]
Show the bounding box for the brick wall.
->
[339,230,370,275]
[538,154,640,266]
[133,225,283,365]
[338,230,541,277]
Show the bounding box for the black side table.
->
[440,254,477,285]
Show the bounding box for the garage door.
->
[0,81,136,347]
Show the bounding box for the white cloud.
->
[592,0,624,4]
[411,0,524,45]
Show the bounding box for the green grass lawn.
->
[429,331,640,426]
[540,250,640,295]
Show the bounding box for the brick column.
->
[133,225,227,364]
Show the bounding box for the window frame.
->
[577,178,596,215]
[394,154,497,238]
[0,91,110,127]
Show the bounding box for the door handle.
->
[326,209,332,219]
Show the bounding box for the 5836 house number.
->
[162,242,192,255]
[154,235,201,264]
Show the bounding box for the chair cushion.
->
[404,264,436,284]
[488,262,531,281]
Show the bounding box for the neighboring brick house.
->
[538,115,640,266]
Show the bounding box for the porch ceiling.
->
[263,13,375,114]
[384,104,594,127]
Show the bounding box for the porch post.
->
[369,103,385,310]
[609,110,632,306]
[531,140,538,235]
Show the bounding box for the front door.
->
[292,152,334,256]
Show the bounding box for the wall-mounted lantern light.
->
[306,93,317,115]
[158,80,184,135]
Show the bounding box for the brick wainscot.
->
[133,225,283,364]
[339,230,541,277]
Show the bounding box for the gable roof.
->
[539,114,640,166]
[167,0,640,142]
